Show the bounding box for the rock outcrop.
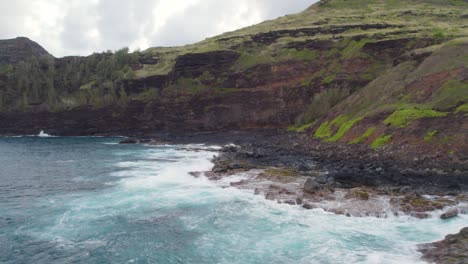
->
[419,227,468,264]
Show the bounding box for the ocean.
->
[0,136,466,264]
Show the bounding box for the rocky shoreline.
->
[120,130,468,263]
[206,141,467,219]
[120,130,467,218]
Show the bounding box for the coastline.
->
[121,130,468,263]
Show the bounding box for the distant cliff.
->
[0,37,50,64]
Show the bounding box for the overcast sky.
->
[0,0,316,57]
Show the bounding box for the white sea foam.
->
[38,130,56,137]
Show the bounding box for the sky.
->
[0,0,316,57]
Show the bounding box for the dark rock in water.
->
[410,212,430,219]
[295,197,303,205]
[440,208,459,220]
[119,138,138,144]
[419,227,468,263]
[283,200,296,205]
[302,203,316,210]
[189,171,203,178]
[213,165,227,173]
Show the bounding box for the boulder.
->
[440,208,459,220]
[304,178,321,193]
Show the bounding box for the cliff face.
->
[0,0,467,157]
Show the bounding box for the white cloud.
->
[0,0,316,57]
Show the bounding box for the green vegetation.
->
[349,127,376,144]
[296,87,349,127]
[264,168,297,177]
[371,134,392,149]
[322,75,336,84]
[429,80,468,110]
[314,121,333,139]
[176,77,208,93]
[327,117,363,142]
[424,130,438,142]
[233,46,318,70]
[384,108,447,128]
[288,122,314,133]
[455,103,468,113]
[341,38,369,59]
[135,87,159,101]
[0,48,139,111]
[313,115,360,141]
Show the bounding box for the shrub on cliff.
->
[295,86,349,126]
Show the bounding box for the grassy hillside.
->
[306,38,467,154]
[137,0,467,76]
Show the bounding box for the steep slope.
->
[306,38,467,157]
[0,0,466,158]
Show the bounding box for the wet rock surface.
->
[171,131,468,218]
[419,227,468,264]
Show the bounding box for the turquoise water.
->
[0,137,466,264]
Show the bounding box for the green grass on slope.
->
[429,80,468,111]
[384,108,447,128]
[319,39,467,121]
[314,115,363,142]
[455,103,468,113]
[349,127,376,144]
[424,130,438,142]
[326,117,364,142]
[371,134,392,149]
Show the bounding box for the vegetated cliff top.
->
[138,0,468,77]
[0,37,50,64]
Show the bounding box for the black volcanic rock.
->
[0,37,50,63]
